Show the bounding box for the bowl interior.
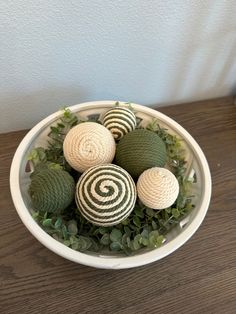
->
[18,102,204,259]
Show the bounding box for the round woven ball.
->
[29,168,75,213]
[137,167,179,209]
[75,164,137,227]
[102,107,137,140]
[63,122,116,172]
[115,129,167,179]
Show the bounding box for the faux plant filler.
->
[28,104,194,255]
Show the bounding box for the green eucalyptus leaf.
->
[164,210,170,221]
[42,218,53,227]
[77,236,92,251]
[141,237,149,246]
[98,227,107,235]
[134,234,142,244]
[110,242,122,251]
[121,234,128,247]
[54,217,62,229]
[141,229,149,239]
[155,235,165,247]
[68,220,78,235]
[90,238,100,251]
[32,210,39,220]
[132,239,141,250]
[100,233,110,245]
[133,216,141,228]
[146,208,155,217]
[129,223,137,231]
[63,240,70,247]
[172,208,180,219]
[165,207,172,214]
[126,236,131,248]
[152,220,158,230]
[124,226,131,237]
[48,163,63,170]
[149,230,159,237]
[28,147,47,166]
[121,218,129,225]
[69,235,76,245]
[61,225,68,239]
[148,231,164,248]
[134,206,145,218]
[110,229,122,242]
[71,241,79,250]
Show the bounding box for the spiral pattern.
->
[103,107,137,140]
[137,167,179,209]
[75,164,137,226]
[63,122,116,172]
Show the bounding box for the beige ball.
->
[137,167,179,209]
[63,122,116,172]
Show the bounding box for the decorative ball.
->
[115,129,167,179]
[63,122,116,172]
[29,168,75,213]
[102,107,137,140]
[75,164,137,226]
[137,167,179,209]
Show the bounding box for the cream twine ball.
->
[137,167,179,209]
[63,122,116,172]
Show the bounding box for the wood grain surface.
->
[1,97,236,314]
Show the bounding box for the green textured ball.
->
[29,168,75,213]
[115,129,167,179]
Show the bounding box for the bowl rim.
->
[10,100,211,269]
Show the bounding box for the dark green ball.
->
[115,129,167,179]
[29,168,75,213]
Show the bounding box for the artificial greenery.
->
[28,108,82,171]
[29,106,194,255]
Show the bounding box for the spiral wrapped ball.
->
[29,168,75,213]
[75,164,137,226]
[63,122,116,172]
[115,129,167,179]
[102,107,137,140]
[137,167,179,209]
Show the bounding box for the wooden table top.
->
[1,97,236,314]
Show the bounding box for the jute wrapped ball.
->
[63,122,116,172]
[137,167,179,209]
[75,164,137,226]
[115,129,167,179]
[29,168,75,213]
[102,107,137,140]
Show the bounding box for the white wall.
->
[1,0,236,132]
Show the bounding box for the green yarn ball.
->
[115,129,167,179]
[29,167,75,213]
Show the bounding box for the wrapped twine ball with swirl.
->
[137,167,179,209]
[29,167,75,213]
[63,122,116,172]
[75,164,137,226]
[102,107,137,140]
[115,129,167,179]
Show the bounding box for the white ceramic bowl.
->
[10,101,211,269]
